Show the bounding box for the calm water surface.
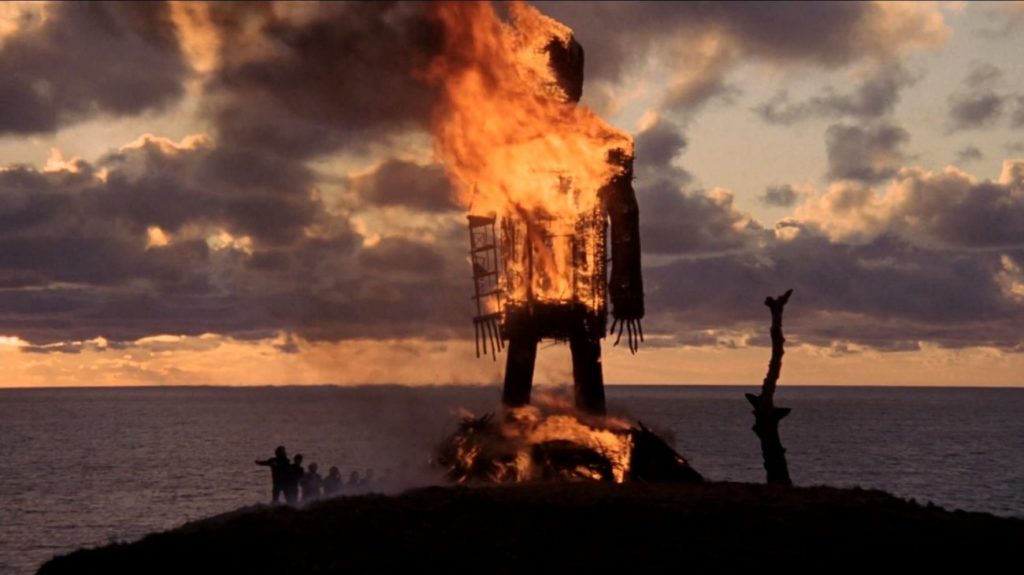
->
[0,385,1021,574]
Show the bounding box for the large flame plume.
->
[426,2,632,308]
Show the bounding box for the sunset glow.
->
[1,2,1023,387]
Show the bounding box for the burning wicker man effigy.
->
[466,97,642,418]
[428,3,701,484]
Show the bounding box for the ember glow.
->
[427,1,632,309]
[439,400,633,483]
[436,392,701,484]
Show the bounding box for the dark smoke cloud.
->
[203,2,442,160]
[0,2,187,135]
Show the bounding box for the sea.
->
[0,385,1022,574]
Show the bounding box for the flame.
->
[438,403,634,484]
[436,390,702,485]
[426,2,632,308]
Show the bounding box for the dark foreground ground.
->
[39,482,1023,574]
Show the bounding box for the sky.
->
[1,1,1023,388]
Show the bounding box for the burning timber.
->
[427,4,696,486]
[435,407,702,485]
[437,4,644,416]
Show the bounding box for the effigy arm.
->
[604,150,644,352]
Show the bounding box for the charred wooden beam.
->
[746,289,793,486]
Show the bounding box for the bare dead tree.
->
[745,289,793,486]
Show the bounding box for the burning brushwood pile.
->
[436,394,702,484]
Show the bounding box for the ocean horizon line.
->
[2,382,1022,391]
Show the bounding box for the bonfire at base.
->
[436,394,702,484]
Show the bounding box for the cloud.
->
[825,122,910,183]
[945,63,1017,132]
[358,236,446,275]
[634,119,688,167]
[0,3,187,135]
[6,142,1024,357]
[1013,96,1024,128]
[648,228,1024,352]
[537,1,946,114]
[796,161,1024,249]
[202,2,442,161]
[639,184,764,256]
[966,62,1003,86]
[0,132,482,346]
[976,2,1024,36]
[948,92,1005,131]
[352,160,458,213]
[955,145,983,165]
[632,119,764,255]
[756,64,915,124]
[642,158,1024,352]
[760,185,801,208]
[92,134,321,246]
[5,1,1023,363]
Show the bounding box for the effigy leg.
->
[570,334,606,415]
[502,334,538,408]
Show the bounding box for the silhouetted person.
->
[283,454,303,505]
[254,445,290,504]
[347,470,360,489]
[359,468,375,487]
[323,466,343,497]
[300,462,323,502]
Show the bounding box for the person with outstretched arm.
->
[255,445,290,504]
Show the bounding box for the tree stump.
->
[745,289,793,486]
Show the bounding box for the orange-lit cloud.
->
[1,2,1023,388]
[794,160,1024,247]
[3,331,1023,388]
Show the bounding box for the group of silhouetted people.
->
[255,445,376,505]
